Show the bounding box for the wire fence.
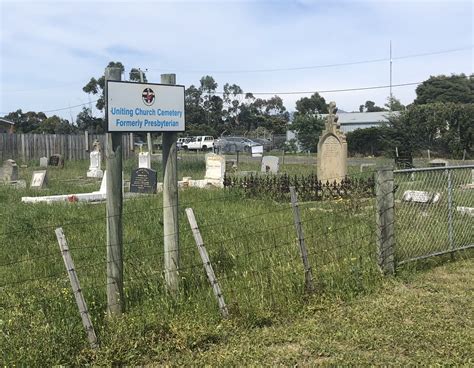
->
[1,165,472,356]
[394,165,474,264]
[0,175,379,345]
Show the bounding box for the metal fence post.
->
[447,168,454,252]
[375,167,395,275]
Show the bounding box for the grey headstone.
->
[39,157,48,168]
[2,159,18,182]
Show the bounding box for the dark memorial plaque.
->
[48,154,64,168]
[130,168,157,194]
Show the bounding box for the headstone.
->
[429,158,448,167]
[204,153,226,181]
[261,156,279,174]
[86,150,103,178]
[251,145,263,158]
[138,152,151,169]
[130,168,157,194]
[2,159,18,182]
[48,154,64,168]
[456,206,474,217]
[39,157,48,168]
[30,170,47,189]
[317,101,347,183]
[402,190,440,204]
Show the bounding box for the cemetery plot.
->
[394,167,474,263]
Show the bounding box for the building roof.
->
[0,118,15,125]
[320,111,400,125]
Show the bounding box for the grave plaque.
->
[48,154,64,168]
[130,168,157,194]
[30,170,47,189]
[317,102,347,183]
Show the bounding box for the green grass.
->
[0,156,472,365]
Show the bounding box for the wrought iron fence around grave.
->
[393,165,474,265]
[224,172,376,202]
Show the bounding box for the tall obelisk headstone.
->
[317,101,347,183]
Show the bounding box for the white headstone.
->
[204,153,226,181]
[39,157,48,168]
[456,206,474,217]
[402,190,441,204]
[139,152,151,169]
[87,151,103,178]
[261,156,279,174]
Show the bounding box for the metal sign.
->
[106,80,185,132]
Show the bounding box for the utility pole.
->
[162,73,179,296]
[105,66,124,315]
[390,40,393,111]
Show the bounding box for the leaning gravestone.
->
[317,101,347,183]
[2,159,19,182]
[39,157,48,168]
[130,168,157,194]
[30,170,47,189]
[138,152,151,169]
[261,156,279,174]
[48,154,64,168]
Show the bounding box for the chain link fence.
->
[393,165,474,264]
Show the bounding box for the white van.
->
[182,136,215,151]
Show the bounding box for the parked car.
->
[182,136,215,151]
[251,138,273,152]
[215,137,260,153]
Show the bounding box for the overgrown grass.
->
[0,156,472,365]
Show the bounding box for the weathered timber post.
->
[186,208,229,318]
[162,73,179,295]
[105,66,124,314]
[375,167,395,275]
[55,228,98,348]
[289,187,315,293]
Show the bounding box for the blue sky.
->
[0,0,472,121]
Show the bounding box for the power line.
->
[0,100,98,115]
[153,45,473,74]
[215,82,421,96]
[1,82,420,115]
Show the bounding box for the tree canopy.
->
[414,74,474,105]
[289,93,327,152]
